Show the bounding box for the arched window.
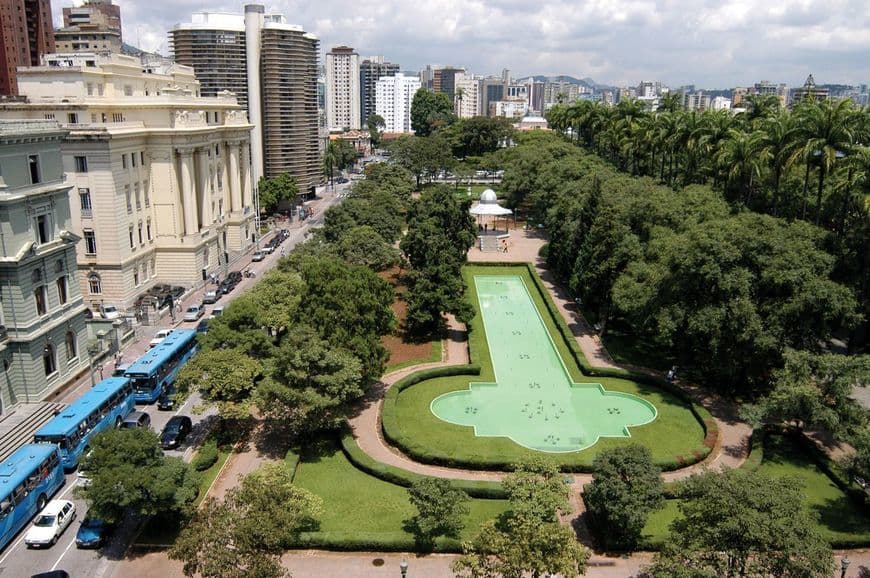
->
[88,273,102,294]
[65,331,77,361]
[43,344,56,376]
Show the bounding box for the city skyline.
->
[51,0,870,89]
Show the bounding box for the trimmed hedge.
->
[339,432,506,499]
[294,531,463,553]
[192,440,219,472]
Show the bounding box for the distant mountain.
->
[517,75,616,91]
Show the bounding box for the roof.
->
[470,201,513,216]
[124,329,196,376]
[480,189,498,204]
[0,444,58,488]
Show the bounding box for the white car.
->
[101,305,121,320]
[183,304,204,322]
[149,329,173,348]
[24,499,76,548]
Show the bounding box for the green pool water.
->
[430,275,657,453]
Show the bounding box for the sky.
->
[55,0,870,89]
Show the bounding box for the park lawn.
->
[386,265,707,471]
[639,435,870,548]
[292,442,509,551]
[385,339,442,373]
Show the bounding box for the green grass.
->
[386,265,707,471]
[384,339,443,373]
[292,442,509,551]
[639,435,870,548]
[193,447,232,507]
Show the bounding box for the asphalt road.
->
[0,183,346,578]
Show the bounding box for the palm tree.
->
[715,129,769,204]
[741,94,781,126]
[760,111,799,215]
[794,99,857,224]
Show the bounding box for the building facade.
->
[455,75,482,118]
[172,5,320,193]
[55,0,122,54]
[0,119,89,412]
[433,67,463,102]
[0,53,256,311]
[375,73,420,133]
[0,0,54,95]
[359,57,398,126]
[325,46,360,131]
[792,74,829,104]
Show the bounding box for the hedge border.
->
[381,263,714,472]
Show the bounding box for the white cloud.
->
[52,0,870,88]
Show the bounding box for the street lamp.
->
[399,558,408,578]
[840,556,850,578]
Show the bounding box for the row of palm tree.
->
[546,96,870,231]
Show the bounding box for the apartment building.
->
[375,73,420,133]
[455,75,483,118]
[55,0,122,54]
[0,119,88,411]
[0,53,255,311]
[360,57,398,125]
[326,46,360,131]
[0,0,54,95]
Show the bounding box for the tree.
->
[170,463,321,578]
[78,429,199,524]
[407,478,469,542]
[323,139,358,184]
[176,349,261,403]
[645,468,833,578]
[410,88,455,136]
[258,173,298,214]
[453,460,589,578]
[388,134,453,187]
[741,349,869,436]
[367,113,386,148]
[255,324,364,436]
[336,225,401,271]
[445,116,514,158]
[583,445,663,550]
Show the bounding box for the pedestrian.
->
[484,223,488,233]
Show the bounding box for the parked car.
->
[262,244,275,255]
[161,415,193,450]
[149,329,173,348]
[100,305,121,320]
[31,572,70,578]
[202,290,221,304]
[183,304,205,322]
[209,305,225,319]
[120,411,150,430]
[218,279,235,295]
[24,500,76,548]
[75,517,111,549]
[195,319,209,334]
[157,386,176,411]
[227,270,243,284]
[251,251,265,262]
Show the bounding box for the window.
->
[133,269,139,286]
[125,185,131,213]
[98,84,104,96]
[131,152,137,167]
[56,276,67,305]
[34,214,50,244]
[112,113,123,123]
[74,156,88,172]
[134,183,141,209]
[121,153,127,169]
[79,188,92,217]
[87,273,101,294]
[86,83,94,96]
[137,222,143,245]
[67,113,78,124]
[140,152,145,165]
[28,154,40,184]
[146,219,152,241]
[143,181,150,206]
[123,85,132,96]
[43,113,55,120]
[128,226,134,249]
[83,229,97,255]
[65,331,77,361]
[34,286,47,316]
[43,344,56,376]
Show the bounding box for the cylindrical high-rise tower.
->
[244,3,264,187]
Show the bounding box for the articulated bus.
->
[125,329,198,403]
[0,444,64,551]
[33,377,135,471]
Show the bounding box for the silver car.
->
[183,304,204,322]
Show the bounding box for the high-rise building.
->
[1,53,256,310]
[171,4,320,194]
[360,57,398,125]
[455,75,482,118]
[325,46,360,131]
[375,73,420,133]
[419,64,437,90]
[481,78,504,117]
[792,74,829,104]
[433,67,464,101]
[0,119,89,411]
[55,0,122,54]
[753,80,789,106]
[169,13,248,107]
[0,0,54,95]
[527,80,545,114]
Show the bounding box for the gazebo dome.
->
[480,189,498,204]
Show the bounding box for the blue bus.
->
[125,329,198,403]
[0,444,64,551]
[33,377,135,471]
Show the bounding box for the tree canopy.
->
[257,173,298,214]
[411,88,455,136]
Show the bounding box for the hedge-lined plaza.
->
[383,264,712,471]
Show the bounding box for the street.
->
[0,182,346,578]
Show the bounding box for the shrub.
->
[192,440,219,471]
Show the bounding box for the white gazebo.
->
[470,189,513,232]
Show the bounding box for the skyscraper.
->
[172,5,320,195]
[360,57,399,125]
[375,74,421,133]
[0,0,54,95]
[326,46,360,131]
[434,67,464,102]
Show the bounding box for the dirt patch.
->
[380,267,440,368]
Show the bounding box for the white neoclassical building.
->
[0,53,256,312]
